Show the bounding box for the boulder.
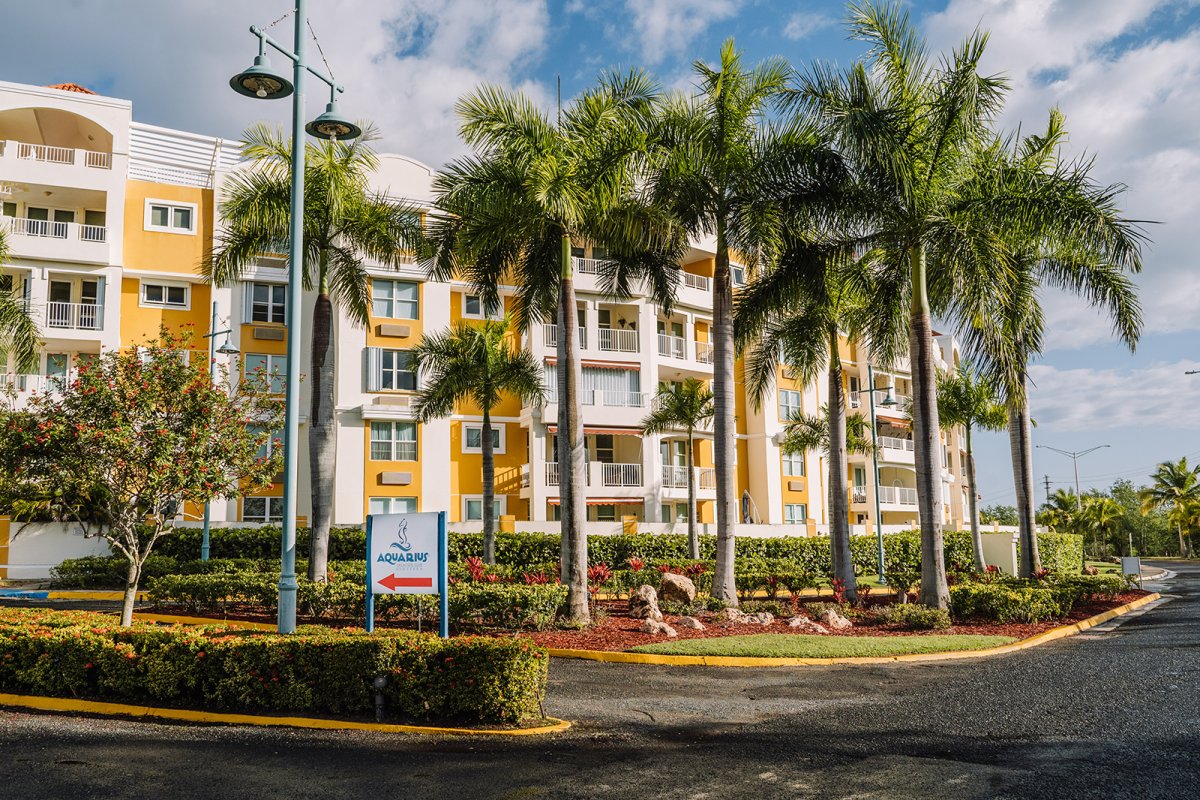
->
[675,615,705,631]
[819,607,853,631]
[638,619,678,637]
[746,611,775,626]
[787,616,829,634]
[658,573,697,605]
[1082,565,1100,576]
[629,585,663,622]
[714,607,747,626]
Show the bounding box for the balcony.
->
[661,466,716,489]
[2,140,112,170]
[657,333,686,359]
[3,217,110,263]
[545,461,643,488]
[0,374,60,408]
[681,272,710,292]
[571,256,613,275]
[543,324,586,349]
[695,342,714,364]
[46,302,103,331]
[878,485,918,506]
[585,390,646,408]
[0,139,116,194]
[597,327,639,353]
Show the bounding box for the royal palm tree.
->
[207,124,422,582]
[797,2,1144,605]
[412,318,545,564]
[935,365,1007,571]
[0,230,40,377]
[426,71,679,623]
[641,378,715,559]
[1140,458,1200,558]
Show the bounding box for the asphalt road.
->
[1,562,1195,800]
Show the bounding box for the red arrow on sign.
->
[377,573,433,591]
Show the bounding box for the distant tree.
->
[0,330,282,626]
[1082,494,1124,560]
[1039,489,1082,535]
[980,504,1018,527]
[1140,458,1200,558]
[1110,479,1170,556]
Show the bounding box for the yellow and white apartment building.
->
[0,80,970,543]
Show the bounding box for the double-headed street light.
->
[230,0,360,634]
[1036,444,1110,511]
[855,365,898,584]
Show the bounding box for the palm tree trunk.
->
[965,426,985,572]
[711,220,738,605]
[1009,385,1040,576]
[1178,521,1188,559]
[558,234,589,623]
[686,426,698,560]
[826,335,856,603]
[481,404,496,565]
[908,245,948,609]
[308,290,335,583]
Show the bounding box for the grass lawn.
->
[628,633,1016,658]
[1086,561,1121,574]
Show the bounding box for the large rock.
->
[638,619,678,637]
[819,607,853,631]
[629,585,663,622]
[712,607,774,626]
[788,616,829,634]
[746,611,775,626]
[675,615,705,631]
[658,573,697,605]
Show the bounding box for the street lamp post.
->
[856,365,897,584]
[1035,444,1110,512]
[200,300,239,562]
[230,0,360,633]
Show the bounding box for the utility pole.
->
[1044,474,1052,506]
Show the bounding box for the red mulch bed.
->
[517,590,1152,652]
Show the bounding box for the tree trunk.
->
[826,336,856,602]
[558,234,589,623]
[1009,386,1040,576]
[966,426,986,572]
[482,405,496,565]
[120,557,141,628]
[686,426,698,560]
[308,291,336,583]
[908,246,949,609]
[1178,521,1188,559]
[711,220,738,605]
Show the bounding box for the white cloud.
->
[783,12,834,40]
[623,0,744,64]
[1028,360,1200,431]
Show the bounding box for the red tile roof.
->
[45,83,96,95]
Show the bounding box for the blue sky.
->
[3,0,1198,508]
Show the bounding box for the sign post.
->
[366,511,448,637]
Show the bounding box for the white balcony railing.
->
[543,324,586,349]
[4,217,109,244]
[657,333,686,359]
[682,272,710,292]
[79,224,107,243]
[46,302,102,331]
[662,465,689,488]
[599,462,642,487]
[521,464,530,488]
[571,256,614,275]
[878,436,915,451]
[546,462,560,486]
[585,390,646,408]
[852,486,867,504]
[878,485,919,505]
[698,467,716,489]
[695,341,714,364]
[6,140,112,170]
[598,327,639,353]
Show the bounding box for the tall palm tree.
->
[935,365,1007,571]
[645,39,839,603]
[641,378,715,559]
[412,318,545,564]
[0,230,40,377]
[797,2,1144,606]
[1140,458,1200,558]
[207,124,422,582]
[426,71,677,623]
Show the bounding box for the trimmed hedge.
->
[949,584,1073,623]
[1035,533,1085,573]
[0,608,546,724]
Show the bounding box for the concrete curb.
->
[0,693,571,736]
[544,592,1163,667]
[0,589,148,601]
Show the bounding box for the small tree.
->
[641,378,715,559]
[1140,458,1200,558]
[411,319,545,564]
[0,330,282,626]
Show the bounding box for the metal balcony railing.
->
[4,217,108,243]
[543,324,586,349]
[46,302,102,331]
[585,390,646,408]
[878,436,915,451]
[878,485,919,505]
[695,341,714,364]
[657,333,686,359]
[598,462,642,487]
[682,272,710,291]
[570,256,614,275]
[598,327,639,352]
[6,139,112,169]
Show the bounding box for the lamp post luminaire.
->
[855,365,898,584]
[229,0,360,634]
[1035,444,1111,512]
[200,300,239,562]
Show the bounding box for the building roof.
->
[45,83,96,95]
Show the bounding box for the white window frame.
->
[593,504,617,522]
[779,389,802,421]
[784,503,807,524]
[248,281,287,324]
[462,292,504,320]
[782,450,805,477]
[244,353,287,393]
[248,424,282,460]
[462,422,505,454]
[369,496,418,516]
[373,279,420,320]
[139,280,190,310]
[243,496,283,523]
[463,495,506,522]
[369,421,418,461]
[144,198,198,235]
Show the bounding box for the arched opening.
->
[0,107,114,153]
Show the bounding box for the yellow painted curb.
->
[45,591,148,601]
[0,693,571,737]
[545,592,1163,667]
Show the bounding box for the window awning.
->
[546,497,644,506]
[543,358,641,371]
[545,425,642,436]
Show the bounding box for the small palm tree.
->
[0,230,40,376]
[1039,489,1082,534]
[1083,495,1123,560]
[641,379,715,559]
[935,365,1007,571]
[412,319,545,565]
[1140,458,1200,558]
[779,407,875,459]
[207,124,422,582]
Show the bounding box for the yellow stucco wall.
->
[123,181,213,274]
[447,420,527,523]
[362,423,423,516]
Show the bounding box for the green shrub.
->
[949,584,1073,623]
[875,603,952,630]
[740,600,788,617]
[447,584,566,630]
[1036,533,1085,573]
[1046,573,1130,604]
[0,608,546,724]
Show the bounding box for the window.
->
[731,264,746,286]
[594,504,616,522]
[593,433,614,464]
[464,496,505,521]
[370,421,417,461]
[144,199,196,234]
[243,496,283,523]
[782,451,805,477]
[373,279,419,320]
[250,282,286,323]
[245,353,286,393]
[661,504,672,523]
[784,503,807,524]
[463,423,504,454]
[849,376,861,408]
[369,497,418,516]
[248,425,282,460]
[140,281,189,309]
[779,389,802,421]
[463,292,503,320]
[380,349,416,390]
